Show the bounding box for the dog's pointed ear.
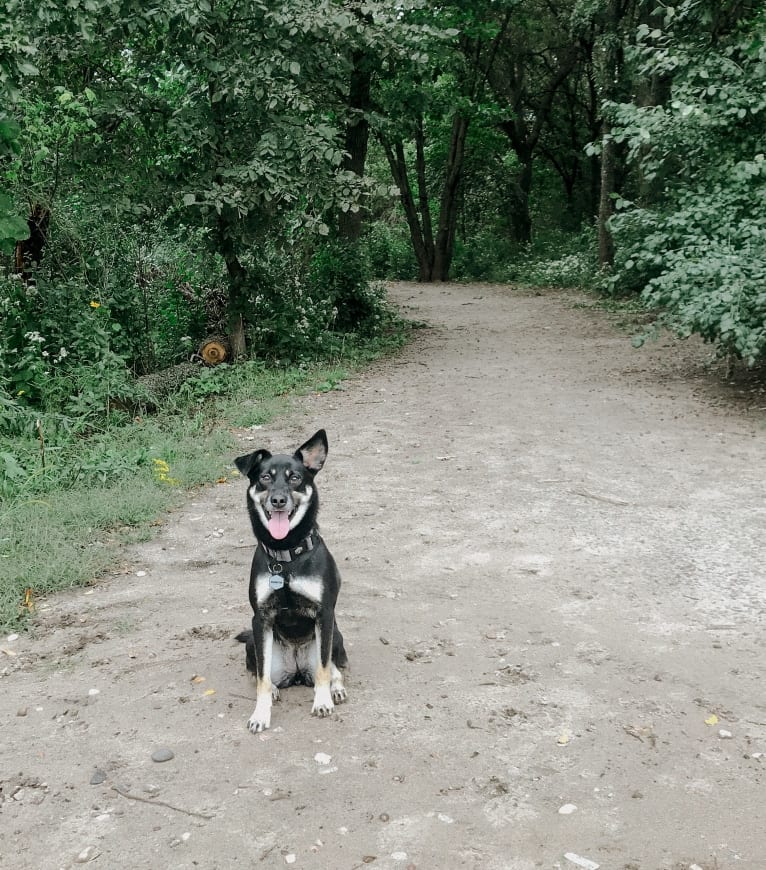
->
[295,429,328,473]
[235,449,271,477]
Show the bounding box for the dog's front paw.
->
[247,700,272,732]
[311,684,335,718]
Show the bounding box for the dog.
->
[234,429,348,732]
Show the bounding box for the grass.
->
[0,329,410,631]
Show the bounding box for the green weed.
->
[0,327,410,631]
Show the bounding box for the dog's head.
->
[235,429,327,546]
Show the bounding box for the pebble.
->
[136,571,147,577]
[558,803,578,815]
[391,853,408,861]
[314,752,332,765]
[564,853,599,870]
[75,846,100,863]
[151,748,175,763]
[284,854,296,864]
[90,770,107,785]
[17,707,28,717]
[719,729,733,739]
[88,688,100,697]
[437,813,454,824]
[7,633,19,643]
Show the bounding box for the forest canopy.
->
[2,0,765,432]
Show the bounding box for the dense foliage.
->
[608,2,766,364]
[2,0,765,440]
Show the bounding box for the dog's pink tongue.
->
[268,511,290,540]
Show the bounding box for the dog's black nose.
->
[270,494,288,509]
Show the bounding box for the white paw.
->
[311,684,335,718]
[247,700,272,732]
[331,682,347,705]
[271,685,280,701]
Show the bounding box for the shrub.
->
[308,239,384,332]
[607,4,766,365]
[363,222,418,280]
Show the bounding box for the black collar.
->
[260,529,321,564]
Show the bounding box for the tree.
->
[609,1,766,364]
[486,0,579,243]
[6,2,379,355]
[375,4,507,281]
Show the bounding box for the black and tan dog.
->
[234,429,348,732]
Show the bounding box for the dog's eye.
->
[259,472,271,483]
[289,473,301,484]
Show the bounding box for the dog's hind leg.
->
[329,619,348,703]
[330,662,347,705]
[332,620,349,669]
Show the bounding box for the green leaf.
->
[0,213,30,246]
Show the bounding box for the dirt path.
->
[2,282,765,870]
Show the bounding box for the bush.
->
[607,5,766,365]
[243,239,393,361]
[308,239,383,332]
[363,221,418,280]
[450,229,518,282]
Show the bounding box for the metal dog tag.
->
[269,574,285,590]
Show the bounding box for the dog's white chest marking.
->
[288,574,324,604]
[255,572,274,605]
[255,572,323,605]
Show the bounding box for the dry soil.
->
[1,282,765,870]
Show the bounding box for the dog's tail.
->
[235,629,256,674]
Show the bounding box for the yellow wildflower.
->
[152,458,179,485]
[89,300,101,309]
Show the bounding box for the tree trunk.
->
[14,204,51,283]
[597,124,616,268]
[433,115,469,280]
[338,52,372,241]
[596,0,627,269]
[382,137,434,280]
[508,159,533,244]
[217,214,249,357]
[382,111,468,282]
[414,116,435,264]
